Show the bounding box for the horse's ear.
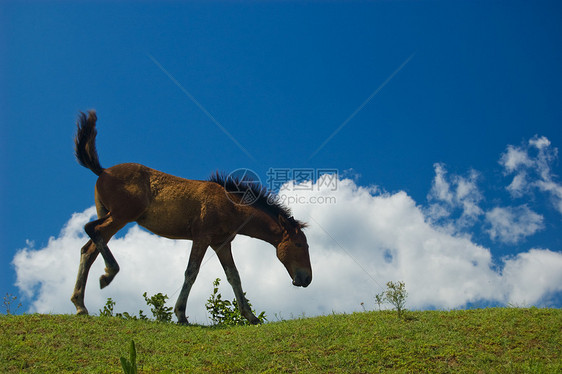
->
[278,214,289,230]
[289,216,300,234]
[279,215,302,236]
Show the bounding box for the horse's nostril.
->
[293,271,312,287]
[300,275,311,287]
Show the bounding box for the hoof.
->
[76,307,89,315]
[177,318,189,325]
[99,274,113,289]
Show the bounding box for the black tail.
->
[74,110,104,176]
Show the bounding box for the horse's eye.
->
[295,243,303,248]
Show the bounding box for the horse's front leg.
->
[174,241,208,324]
[71,239,100,315]
[213,242,261,325]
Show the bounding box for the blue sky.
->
[2,1,562,317]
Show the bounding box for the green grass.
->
[1,308,561,373]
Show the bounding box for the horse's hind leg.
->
[174,240,208,324]
[71,239,99,315]
[213,242,261,325]
[84,213,127,289]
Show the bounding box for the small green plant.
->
[99,297,148,321]
[137,310,148,320]
[143,292,173,323]
[2,293,22,315]
[120,340,137,374]
[120,311,148,321]
[374,293,385,311]
[205,278,266,326]
[375,281,408,318]
[99,297,117,317]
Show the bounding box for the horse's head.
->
[276,215,312,287]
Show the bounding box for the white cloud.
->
[506,172,528,198]
[485,205,544,244]
[426,163,483,230]
[501,249,562,306]
[500,135,562,214]
[529,135,551,151]
[536,179,562,215]
[13,177,562,322]
[428,163,454,205]
[500,145,533,173]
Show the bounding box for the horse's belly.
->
[136,208,193,240]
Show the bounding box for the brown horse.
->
[70,111,312,324]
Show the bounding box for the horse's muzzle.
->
[292,270,312,288]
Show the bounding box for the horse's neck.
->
[237,208,283,247]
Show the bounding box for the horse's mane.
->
[208,172,307,230]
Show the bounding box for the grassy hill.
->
[1,308,561,373]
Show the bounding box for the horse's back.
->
[93,163,151,219]
[94,162,236,240]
